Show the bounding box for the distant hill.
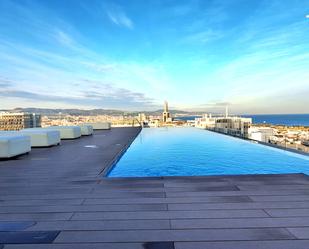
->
[0,108,201,116]
[1,108,126,116]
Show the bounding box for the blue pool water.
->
[108,127,309,177]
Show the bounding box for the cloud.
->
[82,62,117,73]
[107,8,134,29]
[198,101,231,108]
[0,77,14,88]
[0,79,156,110]
[185,101,232,113]
[0,0,85,51]
[80,79,155,107]
[53,29,75,47]
[183,29,223,44]
[0,37,169,109]
[229,87,309,115]
[0,83,11,88]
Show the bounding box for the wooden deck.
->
[0,127,309,248]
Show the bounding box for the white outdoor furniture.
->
[79,125,93,136]
[0,133,31,158]
[85,122,111,130]
[20,129,61,147]
[44,126,81,139]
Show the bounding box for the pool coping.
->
[104,172,309,181]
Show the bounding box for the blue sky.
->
[0,0,309,114]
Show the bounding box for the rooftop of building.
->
[0,127,309,248]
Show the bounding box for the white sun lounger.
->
[20,129,61,147]
[44,126,81,139]
[0,133,31,158]
[79,125,93,136]
[85,122,111,130]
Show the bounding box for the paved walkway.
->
[0,127,309,248]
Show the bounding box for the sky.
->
[0,0,309,114]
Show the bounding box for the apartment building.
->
[0,112,41,130]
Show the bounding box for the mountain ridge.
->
[0,108,199,116]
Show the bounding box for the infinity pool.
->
[108,127,309,177]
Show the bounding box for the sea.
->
[175,114,309,126]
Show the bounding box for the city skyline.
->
[0,0,309,114]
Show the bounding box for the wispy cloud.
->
[0,83,10,88]
[107,7,134,29]
[0,76,14,88]
[0,0,164,110]
[0,78,156,110]
[53,29,75,48]
[177,0,230,45]
[0,35,166,109]
[183,29,224,44]
[201,102,231,107]
[82,62,117,73]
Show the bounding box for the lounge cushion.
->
[0,133,31,158]
[20,129,61,147]
[44,126,81,139]
[85,122,111,130]
[79,125,93,136]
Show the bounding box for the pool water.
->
[108,127,309,177]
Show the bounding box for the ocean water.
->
[176,114,309,126]
[175,116,202,121]
[244,114,309,126]
[108,127,309,177]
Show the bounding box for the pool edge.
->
[103,172,308,180]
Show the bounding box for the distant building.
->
[138,113,147,123]
[249,127,275,143]
[162,101,172,122]
[195,114,216,129]
[137,113,149,127]
[195,113,252,138]
[0,112,41,131]
[214,117,252,138]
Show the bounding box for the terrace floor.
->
[0,127,309,248]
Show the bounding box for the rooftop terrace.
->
[0,127,309,248]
